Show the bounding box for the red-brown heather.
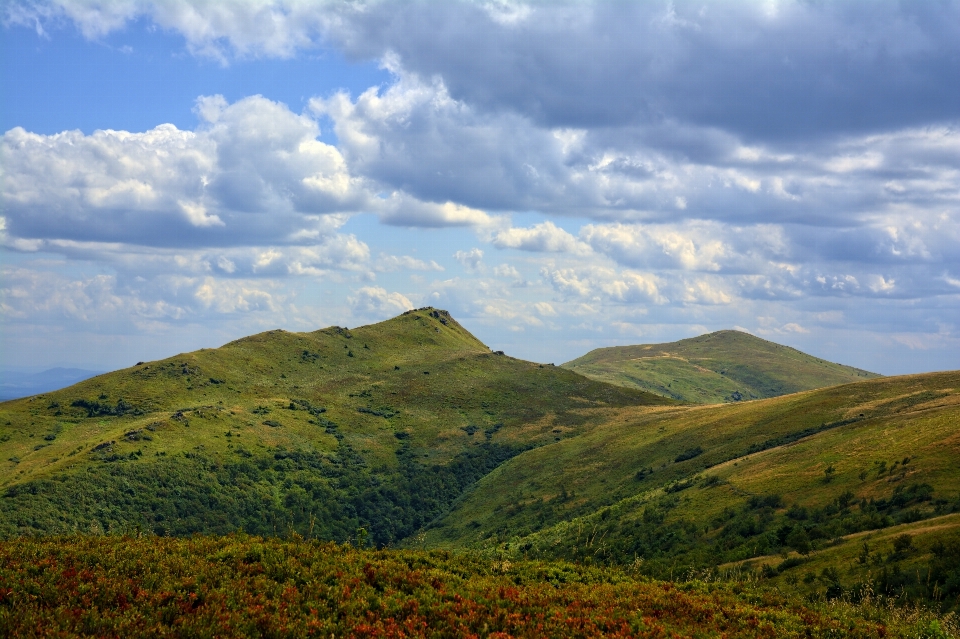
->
[0,535,895,638]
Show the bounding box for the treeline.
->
[498,479,960,613]
[0,439,523,547]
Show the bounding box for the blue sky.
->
[2,0,959,375]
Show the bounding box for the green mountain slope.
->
[4,312,959,614]
[562,329,880,403]
[0,308,670,543]
[421,370,960,607]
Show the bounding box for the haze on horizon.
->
[1,0,958,376]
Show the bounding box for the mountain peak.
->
[563,330,880,403]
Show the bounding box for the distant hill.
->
[0,308,668,542]
[562,329,880,403]
[0,368,104,401]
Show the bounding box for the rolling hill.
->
[422,369,960,608]
[0,308,668,543]
[562,329,880,403]
[2,310,958,621]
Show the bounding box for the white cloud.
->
[493,263,520,279]
[481,300,544,329]
[18,2,958,144]
[534,301,556,316]
[541,266,666,305]
[310,73,581,215]
[454,248,484,272]
[3,0,960,375]
[492,221,590,254]
[349,286,414,317]
[782,323,809,334]
[376,194,497,228]
[216,256,236,273]
[755,321,811,336]
[580,222,734,272]
[195,277,278,313]
[376,254,444,272]
[0,265,292,326]
[681,279,732,305]
[1,95,369,249]
[867,275,896,293]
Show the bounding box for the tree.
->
[786,526,811,555]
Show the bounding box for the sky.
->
[1,1,958,376]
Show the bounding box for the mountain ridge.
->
[562,329,881,403]
[0,307,669,543]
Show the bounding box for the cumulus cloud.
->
[492,221,589,254]
[681,279,732,305]
[3,0,959,374]
[1,236,372,281]
[1,95,370,249]
[533,301,556,316]
[307,65,960,244]
[541,266,666,305]
[493,263,521,279]
[16,2,959,141]
[0,265,290,326]
[349,286,414,317]
[375,194,497,228]
[194,277,279,313]
[375,254,444,272]
[323,2,960,141]
[310,74,577,213]
[453,248,484,273]
[580,222,735,271]
[4,0,325,60]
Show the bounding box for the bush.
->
[892,533,913,554]
[674,446,704,463]
[747,494,783,510]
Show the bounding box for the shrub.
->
[747,494,783,510]
[892,533,913,554]
[674,446,704,463]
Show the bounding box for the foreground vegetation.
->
[2,535,955,638]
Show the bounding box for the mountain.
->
[0,308,669,542]
[562,329,880,403]
[2,311,958,615]
[0,367,104,401]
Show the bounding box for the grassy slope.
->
[563,329,880,403]
[0,308,669,541]
[733,512,960,606]
[422,371,960,609]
